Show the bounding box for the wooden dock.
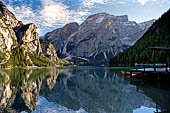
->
[123,47,170,80]
[129,63,170,82]
[130,63,169,73]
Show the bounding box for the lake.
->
[0,66,169,113]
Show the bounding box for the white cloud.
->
[117,1,127,4]
[7,5,36,24]
[80,0,117,8]
[81,0,105,8]
[40,1,90,27]
[138,0,148,5]
[6,0,90,35]
[137,0,168,5]
[40,2,71,27]
[80,0,130,8]
[5,0,169,35]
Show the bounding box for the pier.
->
[129,47,170,80]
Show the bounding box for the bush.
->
[28,52,55,67]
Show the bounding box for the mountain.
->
[109,9,170,66]
[43,22,79,57]
[43,12,155,65]
[0,1,66,68]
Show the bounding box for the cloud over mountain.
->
[2,0,170,35]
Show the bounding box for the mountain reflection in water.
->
[0,66,169,113]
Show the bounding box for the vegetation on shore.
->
[0,46,63,68]
[109,9,170,66]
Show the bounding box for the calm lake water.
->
[0,66,170,113]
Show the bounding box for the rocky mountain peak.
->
[0,1,66,68]
[62,22,79,37]
[41,41,59,61]
[63,22,79,30]
[109,9,170,66]
[15,23,42,55]
[139,19,156,30]
[15,23,37,42]
[85,12,111,24]
[43,22,79,57]
[0,1,22,28]
[43,13,155,65]
[116,15,128,22]
[0,1,9,15]
[85,13,128,24]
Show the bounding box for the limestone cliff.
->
[41,41,59,61]
[40,41,70,65]
[15,23,42,55]
[0,1,64,68]
[0,1,18,60]
[0,1,22,28]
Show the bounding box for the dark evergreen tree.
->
[109,8,170,66]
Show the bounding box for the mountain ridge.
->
[109,8,170,66]
[0,1,67,68]
[43,12,155,65]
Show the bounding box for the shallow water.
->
[0,66,169,113]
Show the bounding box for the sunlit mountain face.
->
[2,0,170,36]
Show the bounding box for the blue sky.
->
[2,0,170,36]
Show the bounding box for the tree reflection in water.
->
[0,67,169,113]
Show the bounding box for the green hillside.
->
[109,9,170,66]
